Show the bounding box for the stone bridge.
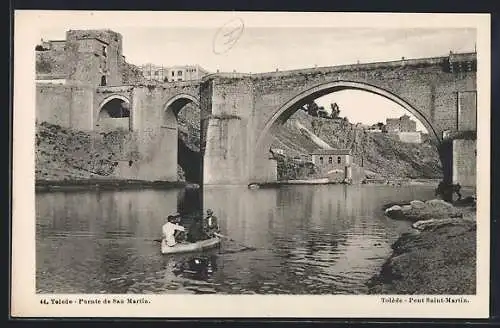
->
[201,52,477,186]
[36,52,477,187]
[94,81,201,182]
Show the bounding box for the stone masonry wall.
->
[452,139,476,187]
[66,30,123,87]
[36,83,94,130]
[458,91,477,131]
[36,84,72,126]
[250,58,476,146]
[204,54,475,184]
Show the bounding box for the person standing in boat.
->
[204,209,220,238]
[163,215,186,247]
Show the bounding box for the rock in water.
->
[401,205,412,213]
[385,205,405,220]
[410,200,426,209]
[425,199,454,209]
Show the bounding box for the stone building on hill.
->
[385,114,422,144]
[385,114,417,132]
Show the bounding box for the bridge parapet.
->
[201,52,476,82]
[96,85,135,93]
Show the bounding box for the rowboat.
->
[161,237,221,255]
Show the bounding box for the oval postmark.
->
[212,18,245,55]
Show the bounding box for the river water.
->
[36,184,436,294]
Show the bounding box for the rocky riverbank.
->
[367,197,477,294]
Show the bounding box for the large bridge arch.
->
[161,93,202,183]
[254,80,440,159]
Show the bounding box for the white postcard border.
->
[12,11,491,318]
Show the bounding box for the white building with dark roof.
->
[309,149,360,183]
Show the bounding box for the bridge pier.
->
[439,131,476,200]
[201,78,255,185]
[203,116,251,185]
[444,131,477,188]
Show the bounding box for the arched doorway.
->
[252,80,442,183]
[162,94,202,184]
[96,95,131,131]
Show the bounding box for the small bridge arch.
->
[162,93,200,129]
[95,94,132,131]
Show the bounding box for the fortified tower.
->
[65,29,124,86]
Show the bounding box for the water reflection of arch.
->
[203,186,280,287]
[203,185,275,246]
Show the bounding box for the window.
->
[154,71,159,76]
[177,70,183,76]
[100,75,107,86]
[319,157,323,164]
[171,71,175,77]
[102,46,107,57]
[328,157,333,164]
[337,156,341,164]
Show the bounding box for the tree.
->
[330,103,341,119]
[305,101,319,117]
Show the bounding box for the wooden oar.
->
[153,234,262,251]
[214,233,261,251]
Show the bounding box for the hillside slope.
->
[271,110,442,180]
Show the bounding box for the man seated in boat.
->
[203,209,220,238]
[163,215,186,247]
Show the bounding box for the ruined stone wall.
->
[36,50,67,78]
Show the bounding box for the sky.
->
[39,21,476,133]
